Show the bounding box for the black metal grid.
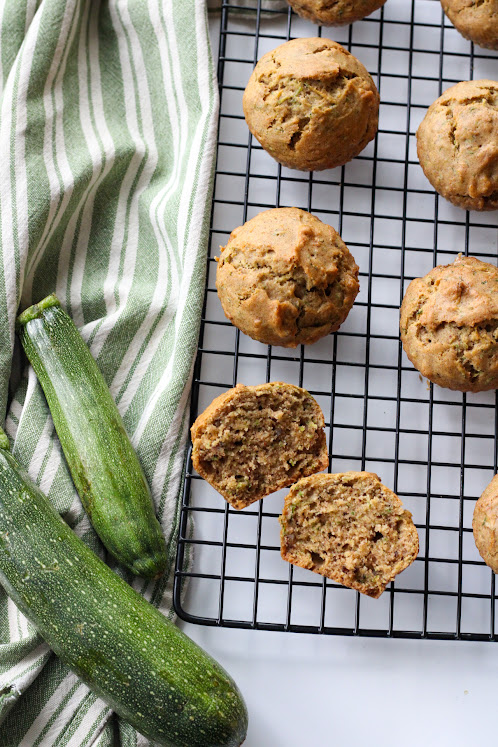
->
[173,0,498,641]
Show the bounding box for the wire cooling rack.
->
[173,0,498,641]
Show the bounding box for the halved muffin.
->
[280,471,419,597]
[191,382,328,509]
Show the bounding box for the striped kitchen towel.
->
[0,0,218,745]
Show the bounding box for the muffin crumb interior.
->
[280,473,419,598]
[192,383,327,509]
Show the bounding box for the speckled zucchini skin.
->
[16,295,167,579]
[0,440,247,747]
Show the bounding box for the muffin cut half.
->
[280,472,419,598]
[191,382,328,510]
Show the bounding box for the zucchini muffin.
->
[416,80,498,210]
[473,475,498,572]
[287,0,387,26]
[400,255,498,392]
[216,208,359,348]
[191,382,328,510]
[280,472,419,598]
[441,0,498,50]
[243,37,379,171]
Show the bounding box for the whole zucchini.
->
[0,432,247,747]
[16,295,167,579]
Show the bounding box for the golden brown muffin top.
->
[473,475,498,573]
[416,80,498,210]
[216,207,359,347]
[400,255,498,392]
[441,0,498,50]
[404,256,498,329]
[287,0,387,26]
[243,37,379,171]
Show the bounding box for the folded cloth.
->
[0,0,218,744]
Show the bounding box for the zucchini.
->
[16,295,167,579]
[0,432,247,746]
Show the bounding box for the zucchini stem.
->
[16,294,61,329]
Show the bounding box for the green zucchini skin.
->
[16,295,167,579]
[0,443,247,747]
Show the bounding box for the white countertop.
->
[179,621,495,746]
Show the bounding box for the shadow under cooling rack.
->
[173,0,498,641]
